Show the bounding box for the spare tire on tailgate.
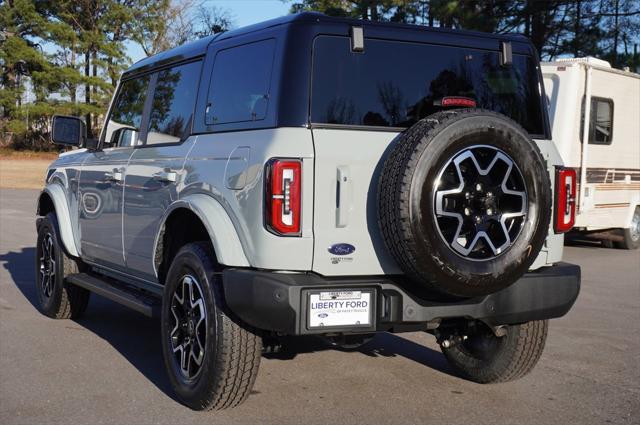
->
[378,109,551,297]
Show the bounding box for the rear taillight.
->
[265,159,302,236]
[554,167,577,233]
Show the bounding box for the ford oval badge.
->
[328,243,355,256]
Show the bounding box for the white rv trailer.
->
[542,57,640,249]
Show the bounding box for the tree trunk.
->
[92,50,98,132]
[70,48,76,105]
[370,0,378,21]
[574,0,581,56]
[530,2,546,59]
[613,0,619,66]
[85,49,92,138]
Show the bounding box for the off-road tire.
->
[161,242,262,410]
[442,320,548,383]
[378,109,552,297]
[35,213,90,319]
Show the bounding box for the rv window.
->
[581,97,614,145]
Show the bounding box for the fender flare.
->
[38,184,80,257]
[156,194,250,269]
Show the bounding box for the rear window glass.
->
[311,36,544,135]
[206,39,276,125]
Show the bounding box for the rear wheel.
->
[441,320,548,383]
[161,242,262,410]
[35,213,90,319]
[615,207,640,250]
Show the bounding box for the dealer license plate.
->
[308,290,372,328]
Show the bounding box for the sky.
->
[126,0,292,63]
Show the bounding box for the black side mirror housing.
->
[51,115,86,147]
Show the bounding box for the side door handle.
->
[104,170,123,183]
[153,170,177,183]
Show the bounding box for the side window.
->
[581,97,614,145]
[147,61,202,145]
[103,75,150,148]
[206,39,276,125]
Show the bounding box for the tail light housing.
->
[265,158,302,236]
[436,96,477,108]
[554,167,577,233]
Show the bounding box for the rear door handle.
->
[104,170,123,183]
[336,166,351,228]
[153,170,177,183]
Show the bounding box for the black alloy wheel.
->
[169,274,208,380]
[433,145,528,260]
[38,232,57,300]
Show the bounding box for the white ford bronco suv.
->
[37,13,580,411]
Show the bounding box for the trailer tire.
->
[615,207,640,250]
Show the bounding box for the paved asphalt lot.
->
[1,188,638,425]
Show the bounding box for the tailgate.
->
[311,128,402,276]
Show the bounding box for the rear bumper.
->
[223,262,580,335]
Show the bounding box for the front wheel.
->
[161,242,262,410]
[35,213,90,319]
[441,320,548,383]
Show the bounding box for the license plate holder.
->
[306,289,375,331]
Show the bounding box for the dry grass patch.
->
[0,158,52,189]
[0,148,59,160]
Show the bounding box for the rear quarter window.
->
[311,36,544,136]
[206,39,276,125]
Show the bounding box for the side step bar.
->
[66,273,160,317]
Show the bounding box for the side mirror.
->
[51,115,86,147]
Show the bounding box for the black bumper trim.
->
[222,262,580,335]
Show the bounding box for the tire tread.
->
[442,320,548,383]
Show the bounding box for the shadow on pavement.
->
[2,247,456,403]
[1,248,40,312]
[564,233,611,249]
[1,247,176,402]
[265,333,455,378]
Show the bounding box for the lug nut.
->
[476,183,483,192]
[475,216,482,224]
[465,192,471,200]
[464,207,471,216]
[486,191,493,198]
[487,208,493,215]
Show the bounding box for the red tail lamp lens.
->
[265,159,302,236]
[554,167,577,233]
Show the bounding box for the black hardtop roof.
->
[123,12,531,78]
